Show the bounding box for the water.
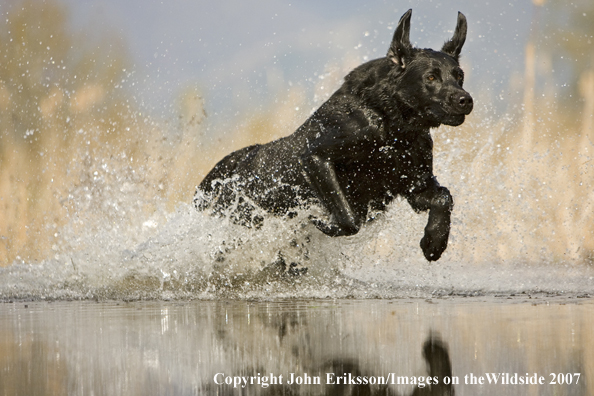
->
[2,196,593,301]
[0,298,591,395]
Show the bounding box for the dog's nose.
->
[454,92,473,114]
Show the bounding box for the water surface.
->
[1,297,591,395]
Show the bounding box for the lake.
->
[1,296,591,395]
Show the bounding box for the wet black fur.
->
[195,10,473,261]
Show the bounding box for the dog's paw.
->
[420,234,447,262]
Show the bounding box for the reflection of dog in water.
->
[204,332,454,395]
[325,334,454,396]
[195,9,472,264]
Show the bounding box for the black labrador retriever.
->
[195,10,472,261]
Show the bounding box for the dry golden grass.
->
[434,97,594,263]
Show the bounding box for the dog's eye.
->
[427,75,436,82]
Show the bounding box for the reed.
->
[0,0,592,266]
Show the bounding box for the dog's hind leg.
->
[194,144,261,210]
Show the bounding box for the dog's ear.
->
[441,12,467,61]
[387,9,412,68]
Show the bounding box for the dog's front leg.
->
[300,154,360,236]
[406,182,453,261]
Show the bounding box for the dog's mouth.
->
[425,106,468,126]
[441,113,466,126]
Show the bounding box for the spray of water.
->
[2,130,593,301]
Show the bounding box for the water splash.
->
[2,105,594,301]
[2,187,593,301]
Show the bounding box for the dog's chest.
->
[338,129,433,195]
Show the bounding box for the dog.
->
[195,9,472,262]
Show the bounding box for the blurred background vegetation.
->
[0,0,138,262]
[0,0,593,265]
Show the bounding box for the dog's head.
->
[387,10,473,127]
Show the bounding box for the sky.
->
[57,0,536,125]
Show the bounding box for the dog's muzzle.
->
[451,92,473,115]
